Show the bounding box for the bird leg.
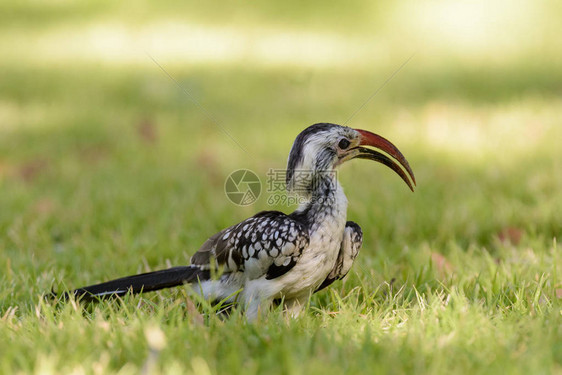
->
[283,294,309,318]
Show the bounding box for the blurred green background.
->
[0,0,561,373]
[1,0,560,273]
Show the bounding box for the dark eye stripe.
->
[338,138,350,149]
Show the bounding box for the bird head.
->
[286,123,416,193]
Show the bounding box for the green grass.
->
[1,0,561,374]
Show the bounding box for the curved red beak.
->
[354,129,416,191]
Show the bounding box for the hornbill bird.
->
[54,123,415,319]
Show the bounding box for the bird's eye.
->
[338,138,350,149]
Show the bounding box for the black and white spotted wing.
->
[190,211,310,280]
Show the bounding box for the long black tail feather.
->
[51,266,210,301]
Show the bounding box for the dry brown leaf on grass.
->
[185,295,204,326]
[431,252,454,274]
[137,119,158,144]
[18,158,49,182]
[33,198,56,215]
[497,227,523,245]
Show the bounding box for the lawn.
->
[0,1,561,374]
